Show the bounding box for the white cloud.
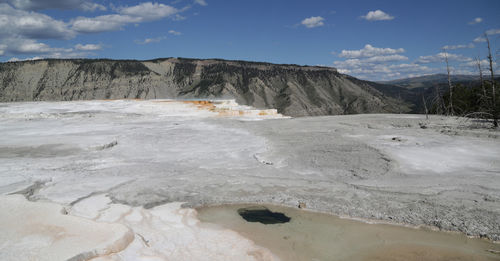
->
[168,30,181,35]
[468,17,482,25]
[77,1,106,12]
[194,0,207,6]
[72,14,140,33]
[6,39,72,54]
[172,14,186,21]
[0,1,195,60]
[0,4,100,58]
[135,36,166,45]
[7,51,91,61]
[361,10,394,21]
[474,36,486,43]
[118,2,178,21]
[473,28,500,43]
[331,44,486,80]
[1,38,100,60]
[338,44,405,59]
[71,2,180,33]
[16,41,53,53]
[301,16,325,28]
[335,47,494,80]
[74,43,102,51]
[0,3,75,39]
[0,0,106,11]
[463,59,496,69]
[0,1,190,58]
[7,56,42,62]
[486,28,500,35]
[332,45,420,80]
[364,54,408,63]
[333,59,434,81]
[442,43,475,50]
[416,52,473,64]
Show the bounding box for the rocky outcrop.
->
[0,58,410,116]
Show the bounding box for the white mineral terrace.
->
[0,99,499,260]
[0,99,283,261]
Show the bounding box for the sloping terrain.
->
[374,74,500,114]
[379,74,481,89]
[0,58,409,116]
[0,100,499,259]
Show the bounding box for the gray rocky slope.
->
[0,58,409,116]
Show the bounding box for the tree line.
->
[429,33,499,128]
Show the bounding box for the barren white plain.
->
[0,99,499,260]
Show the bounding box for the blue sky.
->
[0,0,499,81]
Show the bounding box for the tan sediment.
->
[152,99,283,118]
[100,98,144,101]
[197,204,500,261]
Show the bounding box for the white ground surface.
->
[0,100,499,260]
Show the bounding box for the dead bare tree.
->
[443,49,454,115]
[475,56,487,99]
[485,33,498,127]
[434,85,446,114]
[422,93,429,120]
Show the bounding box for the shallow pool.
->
[197,204,500,261]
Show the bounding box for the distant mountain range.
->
[2,58,496,116]
[0,58,410,117]
[378,74,481,89]
[373,74,499,114]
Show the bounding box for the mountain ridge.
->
[0,57,410,116]
[378,74,482,89]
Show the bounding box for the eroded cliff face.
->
[0,58,409,116]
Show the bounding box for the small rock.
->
[298,202,306,209]
[391,137,402,142]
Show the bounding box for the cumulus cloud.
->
[135,36,166,45]
[0,43,7,55]
[361,10,394,21]
[71,2,180,33]
[486,28,500,35]
[338,44,405,59]
[0,0,106,11]
[168,30,181,35]
[468,17,482,25]
[1,38,74,55]
[0,3,108,58]
[7,56,42,62]
[72,14,140,33]
[194,0,207,6]
[333,45,482,80]
[0,3,75,39]
[334,59,433,80]
[4,39,97,60]
[332,44,418,80]
[74,43,102,51]
[473,28,500,43]
[416,52,473,64]
[463,59,496,69]
[364,54,408,63]
[474,36,486,43]
[301,16,325,28]
[7,51,90,61]
[0,1,188,58]
[118,2,178,21]
[442,43,475,50]
[331,44,484,80]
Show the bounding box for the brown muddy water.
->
[196,204,500,261]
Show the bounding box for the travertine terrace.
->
[0,99,499,260]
